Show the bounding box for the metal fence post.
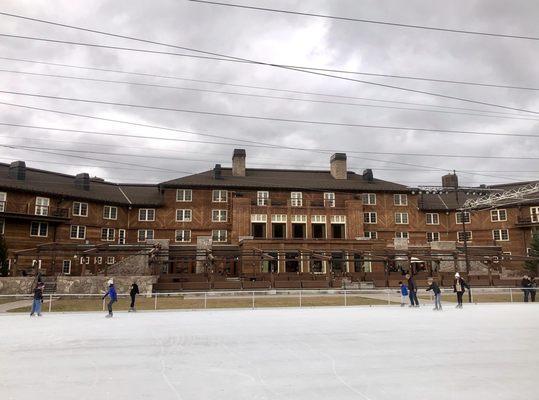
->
[299,290,302,308]
[204,292,207,309]
[48,294,52,312]
[154,292,158,310]
[470,288,474,303]
[344,290,347,307]
[252,291,255,310]
[102,297,105,311]
[510,288,513,303]
[387,290,390,305]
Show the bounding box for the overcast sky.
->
[0,0,538,187]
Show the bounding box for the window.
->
[395,212,409,224]
[30,222,48,237]
[395,232,409,239]
[0,218,4,234]
[118,229,126,245]
[62,260,71,275]
[212,230,227,242]
[101,228,115,241]
[271,214,287,223]
[456,211,471,224]
[35,197,49,216]
[426,213,439,225]
[257,191,269,206]
[70,225,86,240]
[212,210,227,222]
[106,256,115,265]
[394,194,408,206]
[363,212,377,224]
[212,190,228,203]
[457,231,472,242]
[176,209,192,222]
[176,189,192,202]
[0,192,6,212]
[324,192,335,207]
[95,257,102,265]
[427,232,440,242]
[175,229,191,242]
[291,192,303,207]
[103,205,118,220]
[530,207,539,223]
[491,209,507,222]
[251,214,267,223]
[139,209,155,221]
[138,229,154,242]
[362,193,376,205]
[493,229,509,241]
[311,215,326,224]
[364,231,377,239]
[311,215,326,239]
[72,202,88,217]
[331,215,346,224]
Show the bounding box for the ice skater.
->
[521,275,532,302]
[453,272,469,308]
[102,279,117,318]
[531,277,537,302]
[30,281,45,316]
[399,281,408,307]
[129,281,139,312]
[426,277,442,311]
[406,273,419,307]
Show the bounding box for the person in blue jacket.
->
[102,279,118,318]
[399,281,408,307]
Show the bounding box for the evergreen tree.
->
[0,234,8,277]
[524,233,539,275]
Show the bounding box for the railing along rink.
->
[0,287,535,313]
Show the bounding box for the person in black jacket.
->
[30,282,45,316]
[406,273,420,307]
[530,277,537,302]
[129,282,140,312]
[453,272,469,308]
[426,278,442,311]
[521,275,532,302]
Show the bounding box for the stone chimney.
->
[74,173,90,191]
[232,148,246,177]
[442,173,458,188]
[9,161,26,180]
[330,153,347,180]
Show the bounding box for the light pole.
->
[455,183,472,303]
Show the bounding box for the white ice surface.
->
[1,305,537,400]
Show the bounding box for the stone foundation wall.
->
[107,254,151,276]
[0,277,36,294]
[56,276,158,294]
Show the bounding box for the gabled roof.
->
[160,167,409,192]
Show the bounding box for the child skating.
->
[399,281,408,307]
[102,279,117,318]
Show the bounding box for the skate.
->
[37,313,42,317]
[128,308,132,312]
[105,313,113,318]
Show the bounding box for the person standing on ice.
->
[398,281,408,307]
[129,281,139,312]
[453,272,469,308]
[406,273,419,307]
[521,275,532,302]
[30,281,45,317]
[102,279,117,318]
[426,277,442,311]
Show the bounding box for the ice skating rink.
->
[1,304,537,400]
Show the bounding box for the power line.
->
[187,0,539,42]
[2,89,539,139]
[0,14,537,114]
[2,68,538,123]
[2,56,535,118]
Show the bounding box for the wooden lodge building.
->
[0,149,537,290]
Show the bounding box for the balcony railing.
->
[0,201,69,218]
[250,199,345,208]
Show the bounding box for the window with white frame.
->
[0,192,6,212]
[101,228,115,241]
[212,190,227,203]
[175,229,191,243]
[426,213,439,225]
[70,225,86,240]
[493,229,509,241]
[30,221,48,237]
[395,212,409,224]
[176,189,192,202]
[311,215,326,223]
[212,230,227,242]
[139,208,155,221]
[62,260,71,275]
[72,202,88,217]
[427,232,440,242]
[364,231,377,239]
[395,231,409,239]
[212,209,227,222]
[456,211,471,224]
[35,197,49,216]
[118,229,126,245]
[138,229,154,242]
[530,207,539,222]
[363,212,377,224]
[291,192,303,207]
[106,256,115,265]
[491,209,507,222]
[330,215,346,224]
[176,209,192,222]
[394,194,408,206]
[95,257,102,265]
[457,231,472,242]
[362,193,376,205]
[257,191,269,206]
[103,205,118,220]
[291,215,307,223]
[0,218,4,235]
[251,214,268,223]
[271,214,287,223]
[324,192,335,207]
